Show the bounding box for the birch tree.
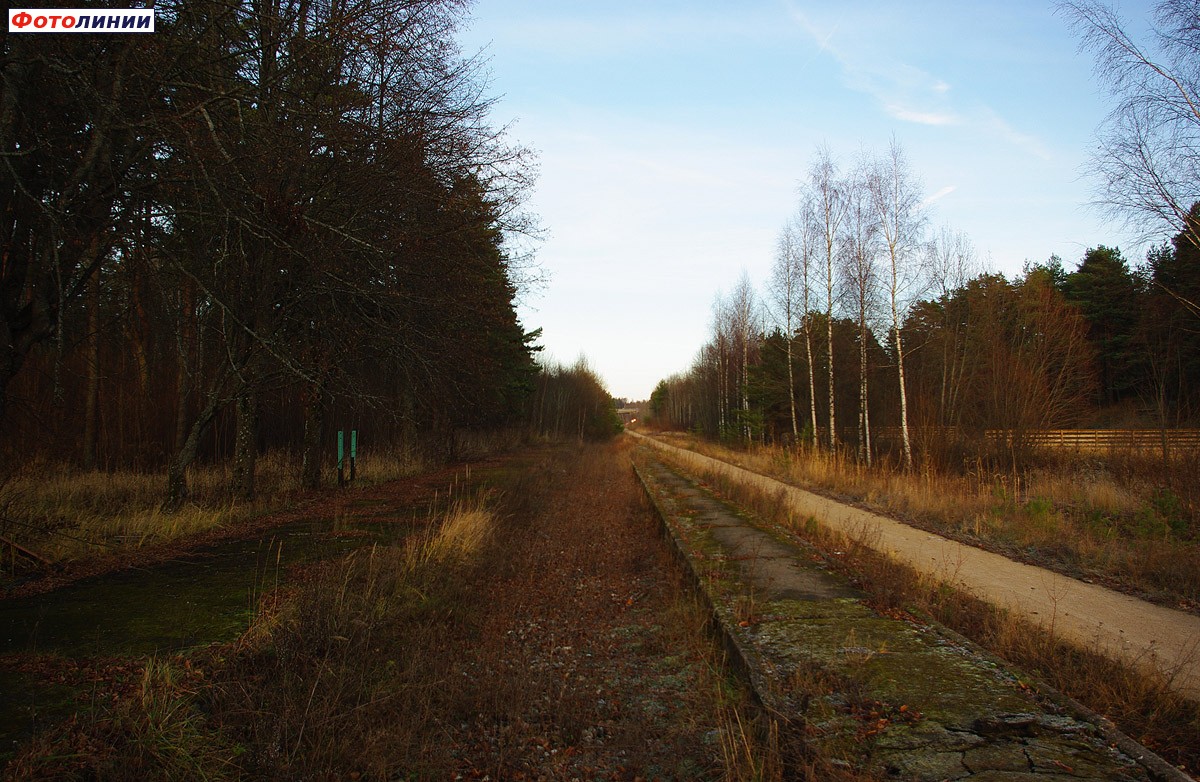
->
[729,273,758,443]
[770,225,803,443]
[710,293,733,438]
[868,140,926,470]
[810,147,849,450]
[795,199,821,446]
[842,160,880,465]
[1061,0,1200,249]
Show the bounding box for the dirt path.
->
[630,431,1200,701]
[437,440,730,779]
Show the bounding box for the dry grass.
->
[659,433,1200,606]
[4,489,501,781]
[669,451,1200,775]
[0,448,429,563]
[6,443,806,780]
[206,495,502,779]
[6,657,240,782]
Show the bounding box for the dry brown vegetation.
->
[0,447,431,565]
[654,432,1200,609]
[657,444,1200,776]
[4,441,810,781]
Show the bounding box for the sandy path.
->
[630,431,1200,700]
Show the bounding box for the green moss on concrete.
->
[634,454,1155,782]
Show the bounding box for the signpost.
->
[337,429,359,487]
[337,430,345,487]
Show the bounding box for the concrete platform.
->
[633,453,1190,782]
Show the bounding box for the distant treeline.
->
[0,1,612,505]
[650,146,1200,468]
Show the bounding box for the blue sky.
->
[457,1,1157,401]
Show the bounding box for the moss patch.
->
[634,451,1155,782]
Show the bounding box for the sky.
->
[455,0,1159,402]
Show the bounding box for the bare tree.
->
[924,225,978,429]
[810,146,849,451]
[774,200,822,448]
[868,140,926,470]
[795,201,821,446]
[972,270,1097,459]
[729,273,758,443]
[1061,0,1200,248]
[0,21,165,424]
[842,159,880,465]
[770,224,802,443]
[710,292,733,437]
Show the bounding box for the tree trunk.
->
[164,386,224,511]
[895,325,913,471]
[741,333,750,443]
[0,283,53,427]
[301,382,324,490]
[786,329,798,444]
[128,268,151,396]
[858,322,871,466]
[174,280,195,452]
[827,305,837,451]
[717,346,726,435]
[231,389,258,501]
[804,319,818,448]
[82,272,101,469]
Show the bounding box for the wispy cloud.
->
[921,185,957,209]
[977,107,1053,161]
[787,4,1051,160]
[884,105,959,126]
[789,6,960,128]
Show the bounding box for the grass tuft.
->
[6,657,240,782]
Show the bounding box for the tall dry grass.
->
[662,434,1200,606]
[214,493,499,776]
[0,448,429,563]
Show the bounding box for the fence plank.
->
[871,428,1200,452]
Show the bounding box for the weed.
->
[6,657,240,781]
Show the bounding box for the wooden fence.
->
[871,427,1200,454]
[1014,429,1200,452]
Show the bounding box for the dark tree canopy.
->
[1063,246,1143,404]
[0,0,547,500]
